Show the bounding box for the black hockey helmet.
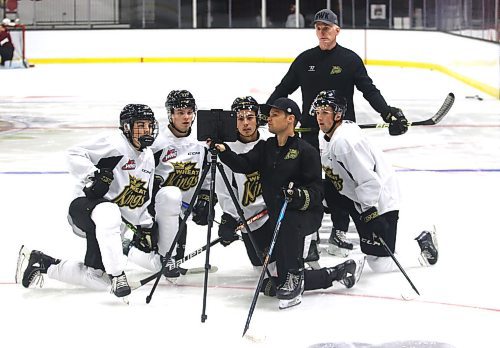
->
[165,90,197,123]
[119,104,158,150]
[310,90,347,117]
[231,96,267,125]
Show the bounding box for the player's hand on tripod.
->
[192,190,217,226]
[360,207,389,241]
[218,213,240,247]
[382,107,408,136]
[83,168,114,199]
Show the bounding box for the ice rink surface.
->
[1,63,499,348]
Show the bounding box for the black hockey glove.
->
[218,213,240,247]
[83,168,114,199]
[131,225,158,253]
[192,190,217,226]
[360,207,389,240]
[382,107,408,136]
[282,186,310,210]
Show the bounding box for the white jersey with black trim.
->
[67,130,155,227]
[151,126,209,208]
[320,121,400,215]
[215,128,272,231]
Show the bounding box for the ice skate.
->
[277,269,304,309]
[326,256,365,289]
[163,257,181,279]
[327,229,353,257]
[15,245,59,288]
[110,271,131,300]
[416,229,438,266]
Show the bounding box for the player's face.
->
[131,120,154,149]
[315,23,340,50]
[171,108,194,133]
[236,110,258,140]
[316,106,340,134]
[267,108,291,135]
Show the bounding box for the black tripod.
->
[146,144,274,323]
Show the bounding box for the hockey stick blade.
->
[358,93,454,129]
[294,93,455,132]
[179,265,219,275]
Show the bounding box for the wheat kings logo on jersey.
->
[113,175,150,209]
[164,162,200,191]
[242,172,263,207]
[323,166,343,191]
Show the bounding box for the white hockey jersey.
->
[215,128,272,232]
[67,131,155,227]
[151,126,210,208]
[320,121,400,215]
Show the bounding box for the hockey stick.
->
[129,209,268,290]
[295,92,455,132]
[243,186,291,337]
[376,234,420,296]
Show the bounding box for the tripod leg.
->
[146,159,212,304]
[216,162,277,285]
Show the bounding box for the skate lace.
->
[282,273,299,291]
[335,230,349,243]
[28,270,44,288]
[112,274,128,292]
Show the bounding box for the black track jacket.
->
[268,44,390,130]
[218,135,323,236]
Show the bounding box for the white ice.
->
[1,63,499,348]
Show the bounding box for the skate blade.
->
[15,245,29,284]
[353,256,366,284]
[278,295,302,310]
[327,244,350,257]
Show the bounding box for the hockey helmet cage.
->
[231,96,267,125]
[310,90,347,117]
[119,104,158,150]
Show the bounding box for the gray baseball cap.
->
[313,9,339,26]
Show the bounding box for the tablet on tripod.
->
[197,109,237,143]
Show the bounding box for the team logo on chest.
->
[122,159,136,170]
[242,172,263,207]
[162,148,178,162]
[164,162,200,191]
[323,166,343,191]
[330,65,342,75]
[284,149,299,160]
[113,175,150,209]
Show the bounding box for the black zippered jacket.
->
[218,135,323,236]
[268,44,390,130]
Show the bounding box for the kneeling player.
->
[16,104,182,300]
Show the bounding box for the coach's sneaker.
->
[110,271,131,298]
[277,269,304,309]
[327,229,353,257]
[416,230,438,266]
[326,257,366,289]
[15,245,60,288]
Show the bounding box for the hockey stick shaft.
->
[377,234,420,296]
[130,209,269,290]
[243,192,290,337]
[295,93,455,132]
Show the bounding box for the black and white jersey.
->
[67,131,155,227]
[151,126,209,208]
[215,128,272,231]
[320,121,400,215]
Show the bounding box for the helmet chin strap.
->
[138,135,154,150]
[169,122,191,137]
